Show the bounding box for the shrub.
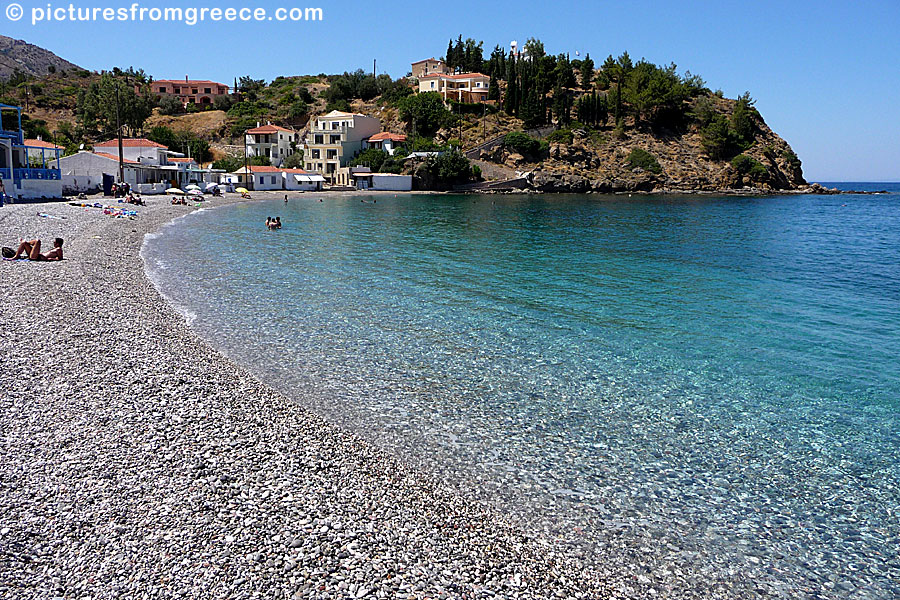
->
[287,100,308,118]
[731,154,767,180]
[350,148,388,172]
[545,128,574,145]
[416,150,474,189]
[700,114,732,160]
[157,95,183,115]
[250,155,271,166]
[625,148,662,174]
[504,131,543,159]
[213,155,243,172]
[781,149,801,171]
[227,100,269,118]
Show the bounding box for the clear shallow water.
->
[142,188,900,598]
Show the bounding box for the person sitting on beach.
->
[9,238,63,261]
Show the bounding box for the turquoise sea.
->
[142,184,900,599]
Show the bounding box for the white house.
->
[93,138,171,166]
[246,124,300,167]
[225,165,282,190]
[282,169,325,191]
[365,132,407,156]
[58,151,151,186]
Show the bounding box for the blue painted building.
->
[0,103,62,200]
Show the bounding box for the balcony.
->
[14,167,61,180]
[0,167,10,180]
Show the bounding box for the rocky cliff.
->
[0,35,81,80]
[476,97,808,194]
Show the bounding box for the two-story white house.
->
[245,123,300,167]
[303,111,381,183]
[418,72,491,103]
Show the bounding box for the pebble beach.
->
[0,194,608,600]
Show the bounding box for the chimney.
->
[185,75,189,83]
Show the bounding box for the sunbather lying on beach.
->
[6,238,64,261]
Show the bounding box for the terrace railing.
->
[14,167,61,180]
[0,167,10,180]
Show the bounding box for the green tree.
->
[212,155,244,172]
[580,54,595,89]
[731,92,756,147]
[350,148,388,171]
[701,114,733,160]
[398,91,453,138]
[283,151,304,169]
[601,52,633,126]
[76,72,154,137]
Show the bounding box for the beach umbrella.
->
[235,187,249,194]
[167,187,185,195]
[187,189,203,196]
[185,184,201,191]
[203,182,219,191]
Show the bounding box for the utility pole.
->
[115,80,124,183]
[243,130,250,190]
[373,59,376,81]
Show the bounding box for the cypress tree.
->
[446,39,454,70]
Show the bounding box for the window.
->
[327,150,337,159]
[430,81,435,88]
[173,86,181,93]
[311,149,320,159]
[158,87,166,93]
[272,176,276,184]
[330,135,341,144]
[192,88,198,94]
[314,135,323,145]
[204,88,211,93]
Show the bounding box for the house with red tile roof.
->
[418,72,490,102]
[365,132,407,156]
[94,138,172,166]
[146,78,229,106]
[245,122,300,167]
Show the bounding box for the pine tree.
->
[580,54,594,90]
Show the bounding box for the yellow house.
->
[418,73,490,103]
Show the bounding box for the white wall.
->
[254,172,282,190]
[58,152,140,185]
[61,174,101,194]
[16,178,63,199]
[135,183,168,195]
[371,174,412,191]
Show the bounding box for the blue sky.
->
[11,0,900,181]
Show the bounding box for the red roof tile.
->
[367,132,407,142]
[246,124,296,134]
[95,138,168,149]
[94,152,140,164]
[250,166,281,173]
[24,138,63,149]
[155,79,227,87]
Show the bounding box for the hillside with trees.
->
[0,35,807,192]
